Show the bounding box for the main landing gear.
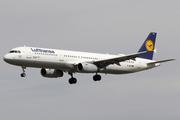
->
[21,66,26,77]
[68,72,77,84]
[93,74,101,81]
[68,72,102,84]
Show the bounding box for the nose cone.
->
[3,54,13,63]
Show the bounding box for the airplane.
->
[3,32,175,84]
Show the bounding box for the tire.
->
[21,73,26,77]
[69,78,77,84]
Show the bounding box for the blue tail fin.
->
[138,32,157,60]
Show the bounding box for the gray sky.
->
[0,0,179,120]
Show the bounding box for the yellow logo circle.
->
[146,40,154,51]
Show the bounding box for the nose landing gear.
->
[21,66,26,77]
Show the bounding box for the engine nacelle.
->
[77,63,98,73]
[41,68,63,78]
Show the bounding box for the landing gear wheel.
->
[21,73,26,77]
[21,66,26,77]
[93,75,97,81]
[68,72,77,84]
[93,74,101,81]
[69,78,77,84]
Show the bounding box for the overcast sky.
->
[0,0,179,120]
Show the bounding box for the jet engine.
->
[41,68,63,78]
[77,63,98,73]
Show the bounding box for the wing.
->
[93,50,154,68]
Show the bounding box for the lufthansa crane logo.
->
[146,40,154,51]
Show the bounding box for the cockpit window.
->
[10,50,16,53]
[9,50,21,53]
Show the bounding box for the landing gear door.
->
[25,47,32,59]
[59,51,64,62]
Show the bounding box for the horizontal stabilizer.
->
[147,59,175,65]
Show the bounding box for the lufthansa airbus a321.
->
[3,32,175,84]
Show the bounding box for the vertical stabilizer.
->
[138,32,157,60]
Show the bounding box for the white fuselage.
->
[3,46,160,74]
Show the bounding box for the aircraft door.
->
[25,47,32,59]
[59,51,64,62]
[137,61,141,69]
